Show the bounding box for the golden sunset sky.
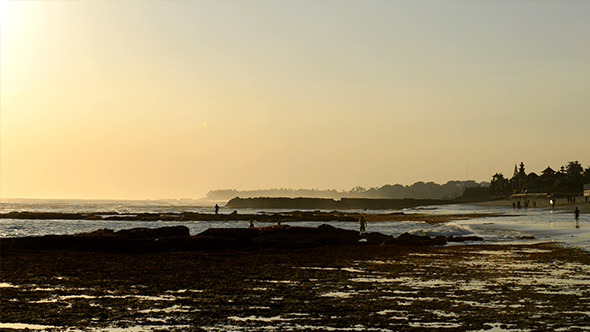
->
[1,1,589,199]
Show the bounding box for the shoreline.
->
[471,196,590,214]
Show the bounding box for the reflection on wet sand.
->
[1,243,589,331]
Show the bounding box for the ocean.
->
[1,198,588,251]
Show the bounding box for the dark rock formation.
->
[1,225,479,254]
[363,232,394,245]
[114,226,190,238]
[382,232,447,246]
[447,235,485,242]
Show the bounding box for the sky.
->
[1,1,589,200]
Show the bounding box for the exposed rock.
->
[447,235,484,242]
[363,232,394,245]
[115,226,190,238]
[382,232,447,246]
[1,225,456,254]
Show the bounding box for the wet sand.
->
[473,196,590,214]
[1,243,589,331]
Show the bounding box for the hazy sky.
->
[1,1,589,200]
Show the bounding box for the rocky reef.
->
[0,224,485,254]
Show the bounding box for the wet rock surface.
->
[1,242,589,331]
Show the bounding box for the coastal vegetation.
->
[207,161,589,202]
[490,161,590,197]
[206,180,487,201]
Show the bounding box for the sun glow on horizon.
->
[1,1,589,200]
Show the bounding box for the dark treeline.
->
[490,161,590,197]
[206,180,488,201]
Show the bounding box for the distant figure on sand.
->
[575,207,580,221]
[249,220,255,228]
[359,216,366,233]
[215,204,219,215]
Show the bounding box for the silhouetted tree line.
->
[206,180,487,201]
[490,161,590,197]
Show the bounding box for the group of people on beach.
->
[513,199,536,209]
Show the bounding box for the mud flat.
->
[1,226,589,331]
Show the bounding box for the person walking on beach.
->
[215,204,219,215]
[359,216,366,233]
[575,207,580,221]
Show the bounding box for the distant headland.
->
[209,160,590,207]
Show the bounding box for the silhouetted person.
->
[575,207,580,221]
[359,216,366,233]
[533,201,536,208]
[215,204,219,215]
[512,202,516,209]
[249,220,255,228]
[517,201,521,209]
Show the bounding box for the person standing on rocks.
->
[359,216,366,233]
[215,204,219,215]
